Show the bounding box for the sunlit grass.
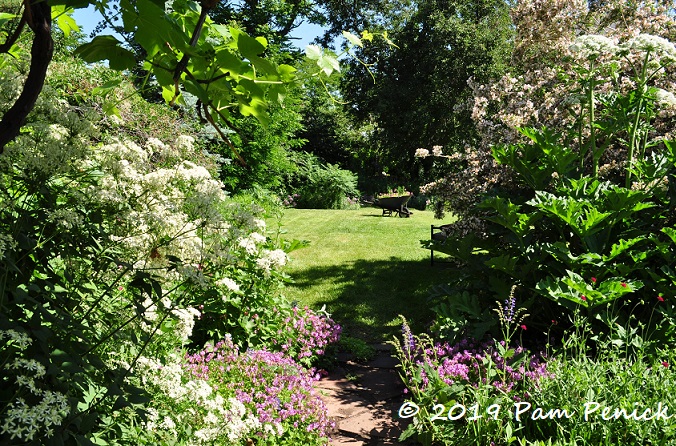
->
[269,207,456,342]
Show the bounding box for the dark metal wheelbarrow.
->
[373,195,413,217]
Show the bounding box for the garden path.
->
[316,344,419,446]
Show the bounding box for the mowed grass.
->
[270,207,455,343]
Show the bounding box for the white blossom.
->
[217,277,240,292]
[625,34,676,59]
[570,34,618,58]
[415,148,430,158]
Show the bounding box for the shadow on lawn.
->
[287,257,450,342]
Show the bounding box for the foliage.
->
[426,0,676,218]
[0,51,336,444]
[392,317,551,446]
[217,101,306,193]
[338,0,514,188]
[286,151,360,209]
[394,306,676,445]
[337,336,376,362]
[422,32,676,342]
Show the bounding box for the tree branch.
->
[0,0,53,152]
[202,102,248,167]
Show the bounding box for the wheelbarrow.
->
[373,195,412,217]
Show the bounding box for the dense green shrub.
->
[287,151,360,209]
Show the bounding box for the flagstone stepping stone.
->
[315,344,419,445]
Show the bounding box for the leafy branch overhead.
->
[0,0,392,166]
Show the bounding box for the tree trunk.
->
[0,0,54,152]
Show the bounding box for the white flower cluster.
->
[1,358,69,441]
[139,298,200,342]
[624,34,676,60]
[256,249,288,275]
[136,355,261,444]
[415,148,430,158]
[92,138,229,271]
[217,277,240,293]
[570,34,618,58]
[655,88,676,107]
[0,329,32,350]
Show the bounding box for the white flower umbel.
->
[217,277,240,293]
[570,34,618,59]
[1,359,69,441]
[656,88,676,107]
[625,34,676,60]
[0,329,32,350]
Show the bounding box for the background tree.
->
[334,0,514,189]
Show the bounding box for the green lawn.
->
[270,207,455,343]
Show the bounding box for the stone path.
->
[315,344,419,446]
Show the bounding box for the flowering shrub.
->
[421,30,676,342]
[0,52,332,444]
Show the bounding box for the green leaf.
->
[74,36,136,70]
[305,44,322,60]
[0,12,16,27]
[92,79,123,97]
[318,52,340,76]
[52,5,80,37]
[231,27,266,60]
[342,31,363,47]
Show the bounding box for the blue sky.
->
[71,6,325,50]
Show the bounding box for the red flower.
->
[520,324,527,330]
[657,295,665,302]
[621,282,627,288]
[662,361,669,368]
[581,295,587,301]
[551,319,558,325]
[591,277,597,283]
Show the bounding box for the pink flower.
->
[657,295,665,302]
[581,295,587,301]
[591,277,597,283]
[520,324,527,330]
[621,282,627,288]
[118,286,123,291]
[662,362,669,368]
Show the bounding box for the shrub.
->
[288,152,360,209]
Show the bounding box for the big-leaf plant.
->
[0,0,340,164]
